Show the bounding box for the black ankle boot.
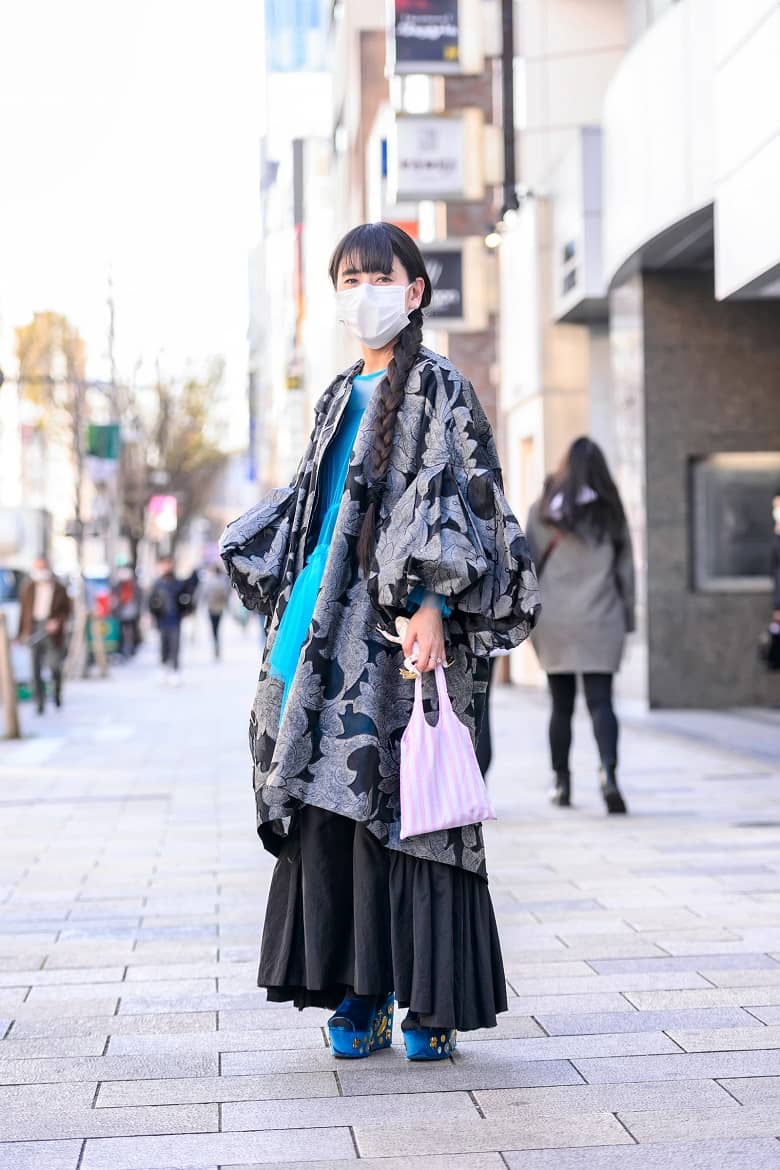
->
[550,771,571,807]
[600,765,627,814]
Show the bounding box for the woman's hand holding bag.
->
[400,664,496,840]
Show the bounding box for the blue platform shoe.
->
[327,991,394,1059]
[402,1011,457,1061]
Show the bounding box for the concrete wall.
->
[614,270,780,707]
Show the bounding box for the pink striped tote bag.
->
[400,665,497,840]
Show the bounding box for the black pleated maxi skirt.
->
[258,804,507,1032]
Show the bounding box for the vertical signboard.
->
[393,0,460,74]
[425,247,464,320]
[389,111,485,203]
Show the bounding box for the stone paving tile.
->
[0,1051,219,1084]
[8,997,121,1018]
[336,1053,583,1094]
[0,1034,107,1058]
[222,1088,477,1131]
[621,1104,780,1142]
[116,992,272,1014]
[25,978,217,1004]
[668,1025,780,1051]
[208,1158,505,1170]
[500,992,637,1015]
[720,1075,780,1104]
[743,1005,780,1024]
[535,1006,758,1034]
[0,966,126,987]
[8,1011,218,1037]
[221,1048,358,1075]
[0,989,28,1009]
[107,1027,326,1055]
[625,987,780,1010]
[0,1139,83,1170]
[500,1138,780,1169]
[216,1008,339,1033]
[79,1128,356,1170]
[573,1049,780,1082]
[474,1077,734,1115]
[97,1072,340,1107]
[702,968,780,987]
[453,1015,546,1041]
[0,1081,96,1109]
[505,971,713,996]
[352,1113,631,1157]
[456,1031,680,1059]
[0,1102,218,1141]
[588,953,780,974]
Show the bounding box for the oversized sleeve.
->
[219,485,297,616]
[368,372,541,655]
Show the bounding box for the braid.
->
[357,308,423,575]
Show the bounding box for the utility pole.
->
[106,271,122,572]
[500,0,519,219]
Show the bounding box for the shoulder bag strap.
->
[536,529,565,579]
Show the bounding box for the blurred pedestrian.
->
[203,564,229,659]
[112,564,141,660]
[772,492,780,624]
[148,558,186,685]
[527,436,635,814]
[221,222,540,1062]
[763,492,780,671]
[17,556,72,714]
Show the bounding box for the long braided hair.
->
[329,223,432,575]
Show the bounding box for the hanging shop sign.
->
[389,111,485,203]
[425,247,463,320]
[147,495,178,541]
[422,238,488,332]
[393,0,459,73]
[388,0,484,75]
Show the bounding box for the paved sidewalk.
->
[2,617,780,1169]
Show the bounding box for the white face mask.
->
[774,506,780,526]
[31,569,51,583]
[336,283,413,349]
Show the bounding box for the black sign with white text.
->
[424,247,464,321]
[394,0,460,73]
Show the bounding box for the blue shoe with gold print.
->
[327,991,394,1059]
[402,1011,457,1061]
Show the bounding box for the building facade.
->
[501,0,779,706]
[252,0,779,708]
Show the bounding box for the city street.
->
[0,619,779,1168]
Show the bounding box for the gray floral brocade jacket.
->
[220,348,541,879]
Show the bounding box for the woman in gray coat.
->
[526,437,635,814]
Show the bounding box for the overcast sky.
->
[0,0,265,441]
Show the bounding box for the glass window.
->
[692,453,780,592]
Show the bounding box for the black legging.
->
[547,673,618,774]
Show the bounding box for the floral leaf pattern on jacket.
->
[220,348,541,878]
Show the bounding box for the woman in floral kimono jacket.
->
[221,223,540,1058]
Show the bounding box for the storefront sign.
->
[393,0,460,74]
[424,247,464,321]
[392,115,466,201]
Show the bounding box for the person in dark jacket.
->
[148,559,187,684]
[17,557,72,713]
[773,493,780,622]
[526,437,635,815]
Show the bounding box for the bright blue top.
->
[269,368,447,712]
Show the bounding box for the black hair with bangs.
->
[328,222,432,575]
